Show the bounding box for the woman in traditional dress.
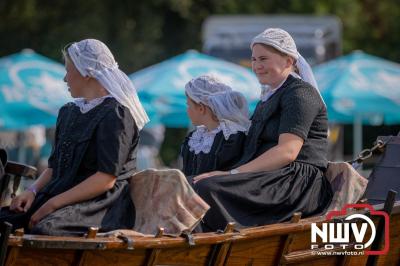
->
[0,39,149,236]
[181,75,250,176]
[192,28,333,232]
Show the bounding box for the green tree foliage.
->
[1,0,399,72]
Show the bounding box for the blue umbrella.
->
[314,51,400,153]
[314,51,400,125]
[130,50,261,127]
[0,49,71,130]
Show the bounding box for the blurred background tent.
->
[0,49,70,130]
[0,49,70,166]
[130,50,261,128]
[314,51,400,155]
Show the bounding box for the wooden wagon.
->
[0,161,399,266]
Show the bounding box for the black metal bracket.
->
[181,231,195,246]
[117,234,134,250]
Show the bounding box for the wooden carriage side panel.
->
[282,230,342,265]
[156,245,214,265]
[348,199,400,266]
[278,213,346,266]
[285,230,310,251]
[5,248,76,266]
[375,210,400,266]
[286,217,371,266]
[286,256,342,266]
[224,235,284,265]
[5,229,24,266]
[77,249,150,266]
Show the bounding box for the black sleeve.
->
[216,132,246,170]
[180,132,193,175]
[0,149,6,178]
[96,105,137,176]
[48,104,69,169]
[278,86,322,140]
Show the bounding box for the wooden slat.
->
[75,249,148,266]
[10,248,77,266]
[283,244,355,264]
[146,227,164,266]
[75,227,98,266]
[278,212,302,265]
[366,190,397,266]
[157,245,214,265]
[225,235,284,265]
[4,229,23,266]
[86,228,99,239]
[209,222,235,266]
[0,222,12,266]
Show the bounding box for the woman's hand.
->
[27,171,115,228]
[9,167,53,213]
[9,190,36,213]
[193,171,228,184]
[29,198,59,228]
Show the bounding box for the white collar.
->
[260,72,301,102]
[188,126,221,154]
[73,95,113,113]
[187,120,248,154]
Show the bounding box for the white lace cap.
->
[250,28,319,91]
[66,39,149,130]
[185,75,232,105]
[251,28,299,60]
[185,75,251,138]
[208,91,251,138]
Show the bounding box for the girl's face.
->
[251,44,293,88]
[186,96,204,126]
[63,58,88,98]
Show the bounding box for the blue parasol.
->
[131,50,261,127]
[0,49,71,130]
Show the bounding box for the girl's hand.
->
[29,198,59,228]
[193,171,228,184]
[10,190,36,213]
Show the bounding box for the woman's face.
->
[186,96,203,126]
[63,58,87,98]
[251,44,293,87]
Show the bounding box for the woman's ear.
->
[286,56,295,68]
[198,103,206,114]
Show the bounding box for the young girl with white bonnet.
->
[181,75,251,177]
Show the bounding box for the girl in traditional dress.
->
[181,75,250,176]
[0,39,149,236]
[192,29,333,231]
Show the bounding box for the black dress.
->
[181,131,246,176]
[0,98,138,236]
[0,149,6,179]
[193,76,333,231]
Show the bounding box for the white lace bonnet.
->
[250,28,318,90]
[65,39,149,130]
[185,75,251,136]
